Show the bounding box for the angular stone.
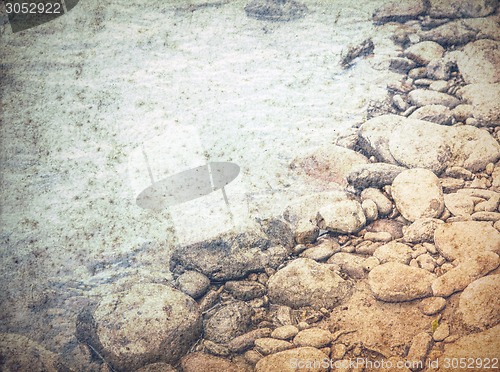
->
[403,218,444,243]
[454,40,500,85]
[373,0,425,23]
[419,20,477,46]
[177,270,210,299]
[458,83,500,125]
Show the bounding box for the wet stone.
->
[293,327,333,348]
[225,281,267,301]
[419,296,447,315]
[177,270,211,299]
[271,325,299,340]
[204,301,254,344]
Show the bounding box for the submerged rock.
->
[427,0,498,18]
[181,352,243,372]
[244,0,307,21]
[372,0,426,23]
[458,83,500,125]
[317,199,366,234]
[347,163,407,189]
[453,39,500,85]
[255,347,328,372]
[440,324,500,361]
[204,301,254,344]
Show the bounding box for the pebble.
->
[204,301,254,344]
[486,163,495,175]
[181,352,240,372]
[452,104,474,122]
[317,200,366,234]
[255,347,328,372]
[408,67,427,79]
[412,244,429,259]
[444,193,474,217]
[355,241,381,255]
[423,242,437,254]
[203,340,231,357]
[300,241,340,262]
[361,188,393,216]
[373,242,413,264]
[419,297,447,315]
[244,350,262,365]
[228,328,272,353]
[361,199,378,221]
[416,253,437,272]
[293,328,333,348]
[408,89,460,108]
[433,323,450,342]
[440,177,465,192]
[414,78,434,86]
[331,343,347,360]
[429,80,448,92]
[254,338,293,355]
[474,193,500,212]
[444,166,473,180]
[297,321,310,330]
[409,104,453,125]
[294,219,320,244]
[366,219,404,239]
[403,218,444,243]
[271,325,299,340]
[392,94,408,111]
[177,270,211,299]
[225,281,267,301]
[364,231,392,242]
[406,332,433,367]
[472,211,500,222]
[361,256,380,271]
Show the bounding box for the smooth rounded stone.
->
[392,94,408,111]
[405,41,444,65]
[177,270,210,299]
[406,332,432,367]
[347,163,407,189]
[419,296,447,315]
[267,258,352,309]
[427,0,497,18]
[75,284,202,371]
[432,251,500,297]
[225,281,266,301]
[244,0,307,21]
[444,166,474,180]
[388,57,417,73]
[440,177,465,193]
[293,328,333,348]
[255,347,328,372]
[300,244,339,262]
[475,193,500,212]
[244,349,263,365]
[408,67,428,79]
[361,199,378,222]
[408,89,460,108]
[228,328,272,353]
[372,0,425,23]
[181,352,242,372]
[0,333,70,372]
[440,324,500,362]
[331,343,347,360]
[416,253,437,272]
[271,325,299,340]
[454,40,500,85]
[290,145,369,187]
[429,80,449,93]
[414,78,434,86]
[373,242,413,265]
[254,338,294,355]
[433,322,450,342]
[403,218,444,243]
[409,104,453,125]
[411,244,428,259]
[434,221,500,262]
[294,219,319,244]
[355,241,382,255]
[204,302,254,344]
[459,274,500,331]
[366,219,404,239]
[362,256,380,272]
[458,83,500,125]
[451,125,500,172]
[392,169,444,222]
[135,362,177,372]
[317,199,366,234]
[368,262,436,302]
[452,104,474,122]
[361,188,393,216]
[364,231,392,243]
[327,252,366,279]
[472,211,500,222]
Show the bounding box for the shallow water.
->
[0,0,402,365]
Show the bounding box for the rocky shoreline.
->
[2,0,500,371]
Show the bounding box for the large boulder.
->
[267,258,353,309]
[76,284,202,371]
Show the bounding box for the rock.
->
[432,251,500,297]
[225,281,266,301]
[177,270,210,299]
[458,83,500,125]
[244,0,307,21]
[293,328,333,348]
[372,0,425,23]
[403,218,444,243]
[361,199,378,222]
[170,229,289,281]
[373,242,413,264]
[405,41,445,65]
[271,325,299,340]
[290,145,369,187]
[204,302,254,344]
[408,89,460,108]
[434,221,500,262]
[317,199,366,234]
[440,177,465,193]
[254,338,294,355]
[459,274,500,331]
[409,104,453,125]
[327,252,366,279]
[255,347,328,372]
[228,328,272,353]
[432,322,449,341]
[419,296,447,315]
[427,0,498,18]
[368,262,436,302]
[444,166,473,180]
[0,333,70,372]
[366,219,404,239]
[392,169,444,222]
[135,362,177,372]
[454,40,500,85]
[388,57,418,73]
[452,104,474,122]
[472,211,500,222]
[393,94,409,111]
[294,219,319,244]
[331,343,347,360]
[75,284,202,371]
[361,188,393,216]
[364,231,393,242]
[429,80,449,92]
[347,163,407,189]
[300,241,339,261]
[267,258,352,309]
[419,20,477,46]
[181,352,243,372]
[406,332,432,368]
[416,253,437,272]
[451,125,500,171]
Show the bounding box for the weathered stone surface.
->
[254,338,293,355]
[408,89,460,108]
[300,242,339,261]
[0,333,69,372]
[255,347,328,372]
[373,0,425,23]
[444,193,474,216]
[293,328,333,348]
[317,199,366,234]
[135,362,177,372]
[244,0,307,21]
[348,163,407,189]
[327,252,366,279]
[419,20,478,46]
[368,262,436,302]
[361,188,393,216]
[454,40,500,85]
[392,169,444,222]
[427,0,498,18]
[405,41,445,65]
[366,219,404,239]
[294,219,319,244]
[228,328,272,353]
[271,325,299,340]
[434,221,500,262]
[362,199,378,222]
[450,125,500,171]
[406,332,432,368]
[76,284,202,371]
[181,352,243,372]
[459,274,500,331]
[458,83,500,125]
[225,281,267,301]
[267,258,352,309]
[170,229,290,281]
[409,104,453,125]
[418,296,447,315]
[403,218,444,243]
[432,252,500,297]
[204,302,254,344]
[373,242,413,264]
[177,270,210,299]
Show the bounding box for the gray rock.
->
[454,40,500,85]
[459,275,500,331]
[392,169,444,222]
[427,0,498,18]
[293,328,333,348]
[255,347,328,372]
[317,199,366,234]
[388,57,418,73]
[181,352,243,372]
[347,163,407,189]
[170,229,289,281]
[267,258,352,309]
[405,41,445,65]
[373,242,413,264]
[244,0,307,21]
[204,301,254,344]
[368,262,436,302]
[76,284,202,371]
[458,83,500,125]
[294,219,319,244]
[409,104,453,125]
[225,281,267,301]
[177,270,211,299]
[372,0,425,23]
[419,20,477,46]
[403,218,444,243]
[408,89,460,108]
